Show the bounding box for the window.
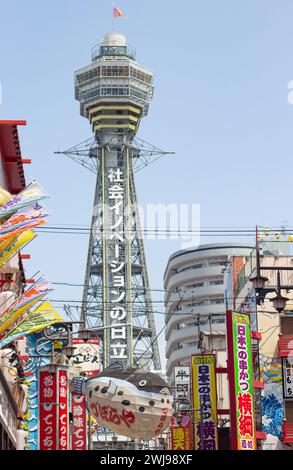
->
[209,299,224,305]
[130,67,152,84]
[178,263,204,273]
[209,261,226,267]
[130,86,148,102]
[76,67,100,84]
[186,300,206,307]
[186,282,204,289]
[101,66,129,77]
[210,280,224,286]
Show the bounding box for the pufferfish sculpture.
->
[72,366,173,439]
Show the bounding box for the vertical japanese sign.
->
[39,369,57,450]
[170,416,192,450]
[71,393,87,450]
[174,366,190,401]
[282,358,293,399]
[191,354,218,450]
[39,366,69,450]
[58,369,68,450]
[226,311,256,450]
[72,338,100,377]
[103,147,131,368]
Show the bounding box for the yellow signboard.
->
[191,354,218,450]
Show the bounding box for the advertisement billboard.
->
[191,354,218,450]
[226,310,256,450]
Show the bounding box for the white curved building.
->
[164,243,254,380]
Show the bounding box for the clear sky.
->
[1,0,293,368]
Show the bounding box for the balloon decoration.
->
[74,367,173,439]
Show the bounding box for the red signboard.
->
[71,393,87,450]
[39,370,57,450]
[39,366,69,451]
[58,369,68,450]
[170,416,192,450]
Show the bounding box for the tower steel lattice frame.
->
[58,32,174,371]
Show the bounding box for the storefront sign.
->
[72,338,100,377]
[71,393,87,450]
[191,354,218,450]
[226,311,256,450]
[58,369,68,450]
[174,366,190,401]
[170,416,192,450]
[39,369,57,450]
[282,358,293,399]
[39,366,69,450]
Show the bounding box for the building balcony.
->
[283,420,293,444]
[165,265,223,298]
[165,303,225,340]
[165,285,224,311]
[278,334,293,357]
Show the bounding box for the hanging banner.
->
[0,294,46,336]
[0,229,36,268]
[170,416,192,450]
[226,310,256,450]
[282,358,293,399]
[0,278,50,335]
[71,393,87,450]
[39,369,57,450]
[0,206,46,241]
[191,354,218,450]
[22,333,52,450]
[0,301,62,348]
[0,185,13,207]
[39,366,69,451]
[0,180,49,219]
[174,366,190,400]
[72,338,100,377]
[58,369,69,450]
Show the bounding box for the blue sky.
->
[1,1,293,368]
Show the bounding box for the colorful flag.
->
[0,277,51,334]
[0,293,46,335]
[0,186,13,207]
[113,5,127,18]
[0,229,36,268]
[0,301,62,348]
[0,206,47,241]
[0,180,49,219]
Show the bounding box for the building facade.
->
[228,242,293,450]
[164,243,254,382]
[0,120,30,450]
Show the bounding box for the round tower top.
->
[101,32,127,47]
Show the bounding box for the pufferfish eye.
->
[139,380,147,387]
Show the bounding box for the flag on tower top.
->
[113,5,127,19]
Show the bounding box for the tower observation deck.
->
[74,32,161,370]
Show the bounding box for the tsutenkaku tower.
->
[74,32,161,370]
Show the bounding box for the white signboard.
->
[107,167,128,363]
[72,339,100,377]
[174,366,190,400]
[282,358,293,399]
